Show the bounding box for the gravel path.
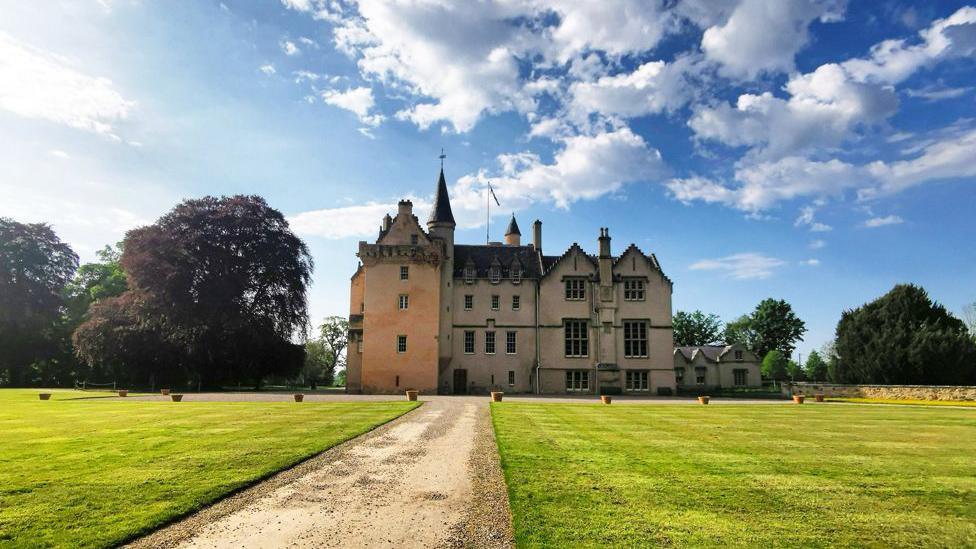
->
[127,398,513,549]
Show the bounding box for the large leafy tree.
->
[761,350,789,381]
[805,350,828,382]
[749,299,807,358]
[0,219,78,386]
[672,310,723,346]
[834,284,976,385]
[722,314,757,349]
[74,196,313,387]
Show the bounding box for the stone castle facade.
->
[346,168,676,395]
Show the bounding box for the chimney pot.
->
[533,220,542,252]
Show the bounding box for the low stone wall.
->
[786,382,976,401]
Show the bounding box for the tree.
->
[74,196,313,387]
[805,350,828,382]
[964,302,976,341]
[303,339,328,388]
[834,284,976,385]
[722,314,757,349]
[761,350,789,381]
[318,316,349,386]
[0,219,78,386]
[673,310,723,346]
[786,359,806,381]
[750,299,807,358]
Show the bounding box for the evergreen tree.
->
[805,350,828,381]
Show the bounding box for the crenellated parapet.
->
[357,242,442,267]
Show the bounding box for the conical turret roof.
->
[427,168,456,226]
[505,214,521,236]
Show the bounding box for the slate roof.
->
[427,169,456,226]
[453,244,543,279]
[505,215,521,235]
[675,345,735,362]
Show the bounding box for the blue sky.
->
[1,0,975,359]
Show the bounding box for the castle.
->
[346,167,677,395]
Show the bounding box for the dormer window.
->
[464,266,476,284]
[734,350,743,361]
[410,234,419,245]
[511,267,522,284]
[489,266,501,284]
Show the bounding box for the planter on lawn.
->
[171,394,183,402]
[698,396,710,405]
[118,390,128,397]
[160,389,170,396]
[793,395,805,404]
[815,394,825,402]
[600,395,612,405]
[38,393,52,401]
[491,391,504,402]
[406,390,418,401]
[294,393,305,402]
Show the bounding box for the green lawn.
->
[0,390,418,548]
[826,397,976,407]
[492,403,976,547]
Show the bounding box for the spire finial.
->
[439,148,446,170]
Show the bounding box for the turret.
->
[504,214,521,246]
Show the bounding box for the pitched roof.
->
[453,244,543,279]
[505,215,521,236]
[675,345,744,362]
[427,168,456,226]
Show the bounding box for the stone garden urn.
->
[793,395,805,404]
[171,394,183,402]
[815,394,825,402]
[294,393,305,402]
[491,391,504,402]
[160,388,170,396]
[600,395,612,404]
[406,390,418,401]
[118,389,128,397]
[38,393,52,401]
[698,396,710,405]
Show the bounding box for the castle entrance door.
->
[452,369,468,395]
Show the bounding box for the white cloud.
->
[801,258,821,266]
[288,200,430,240]
[701,0,846,80]
[905,84,973,101]
[541,0,678,62]
[0,32,134,138]
[689,252,787,280]
[568,55,700,120]
[794,205,833,231]
[863,215,904,227]
[863,127,976,198]
[48,149,70,159]
[809,239,826,249]
[259,63,276,75]
[321,86,384,127]
[280,40,300,55]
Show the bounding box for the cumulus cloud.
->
[0,32,134,138]
[259,63,276,75]
[288,200,431,240]
[689,252,787,280]
[568,55,701,120]
[864,215,904,227]
[321,86,384,127]
[701,0,846,80]
[280,40,300,55]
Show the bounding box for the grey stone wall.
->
[786,382,976,401]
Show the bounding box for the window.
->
[397,335,407,353]
[360,302,364,313]
[623,321,648,358]
[512,267,522,284]
[508,370,515,386]
[564,320,589,357]
[489,266,501,284]
[400,266,409,280]
[357,338,363,353]
[675,367,684,384]
[512,295,520,310]
[464,295,473,310]
[464,266,475,283]
[395,375,400,387]
[624,279,645,301]
[626,371,649,392]
[695,367,706,385]
[398,294,409,310]
[506,331,517,354]
[734,350,743,361]
[491,295,500,310]
[463,331,475,354]
[410,234,419,245]
[565,279,586,300]
[565,370,590,392]
[485,331,496,354]
[734,369,748,386]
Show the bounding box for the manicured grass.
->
[492,403,976,547]
[826,397,976,407]
[0,390,418,548]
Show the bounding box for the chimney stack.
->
[382,213,392,232]
[533,220,542,252]
[598,228,613,292]
[598,227,611,258]
[397,199,413,217]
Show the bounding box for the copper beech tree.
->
[74,196,313,387]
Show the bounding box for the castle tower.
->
[504,214,521,246]
[427,166,456,386]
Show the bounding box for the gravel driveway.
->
[128,398,514,548]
